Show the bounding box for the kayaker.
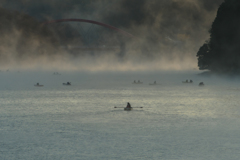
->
[126,102,131,108]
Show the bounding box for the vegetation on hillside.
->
[197,0,240,73]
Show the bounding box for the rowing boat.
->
[34,83,43,87]
[124,107,133,111]
[132,82,143,84]
[63,83,71,85]
[114,106,142,111]
[34,84,43,87]
[149,83,158,85]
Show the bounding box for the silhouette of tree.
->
[197,0,240,73]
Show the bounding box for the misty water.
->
[1,70,240,160]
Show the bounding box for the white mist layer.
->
[0,52,198,72]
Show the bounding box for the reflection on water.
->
[0,71,240,159]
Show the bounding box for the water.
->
[1,71,240,160]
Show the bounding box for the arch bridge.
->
[43,19,134,55]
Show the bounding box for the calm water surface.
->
[0,71,240,160]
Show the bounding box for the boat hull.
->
[124,107,133,111]
[182,81,193,83]
[34,85,43,87]
[63,83,71,85]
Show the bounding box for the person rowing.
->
[124,102,132,111]
[126,102,131,108]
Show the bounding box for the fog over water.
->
[0,54,198,72]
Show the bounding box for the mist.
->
[0,0,224,71]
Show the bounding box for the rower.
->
[126,102,131,108]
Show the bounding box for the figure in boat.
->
[126,102,131,108]
[149,81,157,85]
[133,80,142,84]
[34,83,43,87]
[63,82,71,85]
[53,72,61,75]
[182,79,193,83]
[124,102,132,111]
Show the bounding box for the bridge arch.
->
[42,19,134,38]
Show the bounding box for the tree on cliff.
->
[197,0,240,72]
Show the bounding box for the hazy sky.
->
[0,0,225,71]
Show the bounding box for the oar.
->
[114,106,143,108]
[114,106,125,108]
